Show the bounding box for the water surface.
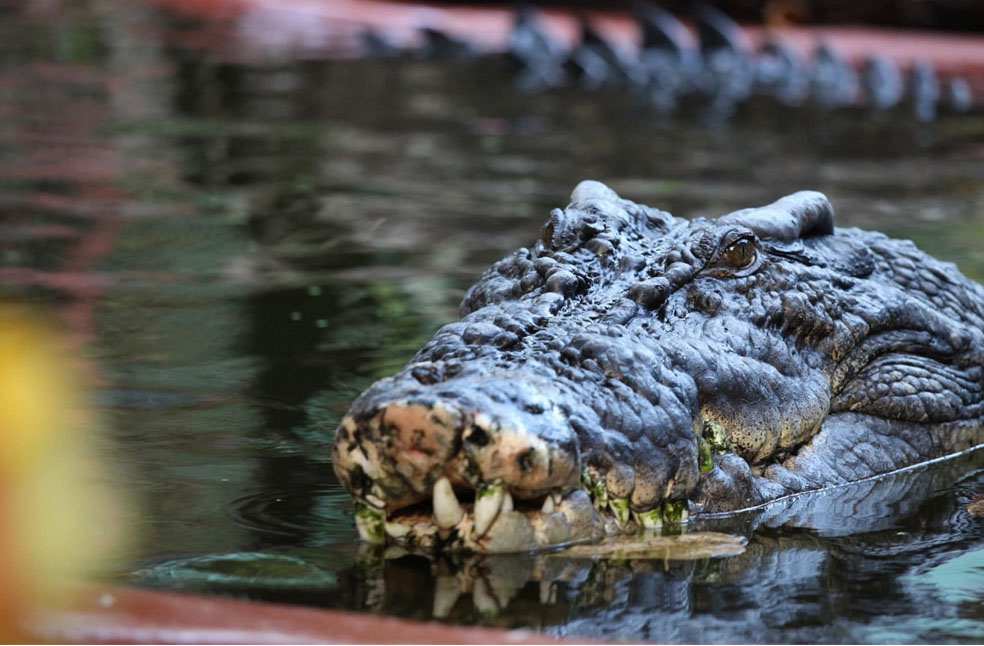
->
[3,2,984,642]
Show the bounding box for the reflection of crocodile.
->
[332,181,984,553]
[362,3,975,121]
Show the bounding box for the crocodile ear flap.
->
[718,191,834,242]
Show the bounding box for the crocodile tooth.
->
[385,522,410,539]
[432,576,461,618]
[433,477,464,528]
[502,491,514,513]
[541,496,555,514]
[539,581,556,605]
[473,482,505,538]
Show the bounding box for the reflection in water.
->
[122,448,984,642]
[2,2,984,642]
[343,450,984,643]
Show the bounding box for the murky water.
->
[3,2,984,642]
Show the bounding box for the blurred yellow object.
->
[0,306,129,639]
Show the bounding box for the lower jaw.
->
[355,485,691,554]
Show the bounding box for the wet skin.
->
[332,181,984,553]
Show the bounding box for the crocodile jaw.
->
[332,393,690,553]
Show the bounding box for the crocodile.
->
[332,181,984,553]
[362,3,975,121]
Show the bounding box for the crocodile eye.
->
[720,237,757,269]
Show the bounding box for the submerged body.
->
[332,182,984,552]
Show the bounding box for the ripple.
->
[132,552,337,591]
[227,485,355,543]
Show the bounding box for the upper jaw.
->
[331,375,582,510]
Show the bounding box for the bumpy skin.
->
[332,181,984,553]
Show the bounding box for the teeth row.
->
[432,477,514,539]
[380,477,681,548]
[363,478,686,549]
[580,469,690,530]
[353,477,532,550]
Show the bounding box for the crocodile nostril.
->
[464,425,490,446]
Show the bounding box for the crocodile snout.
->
[331,375,605,552]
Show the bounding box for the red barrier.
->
[33,585,577,644]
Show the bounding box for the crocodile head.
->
[332,181,984,553]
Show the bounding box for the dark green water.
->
[3,2,984,642]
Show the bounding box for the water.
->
[3,2,984,642]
